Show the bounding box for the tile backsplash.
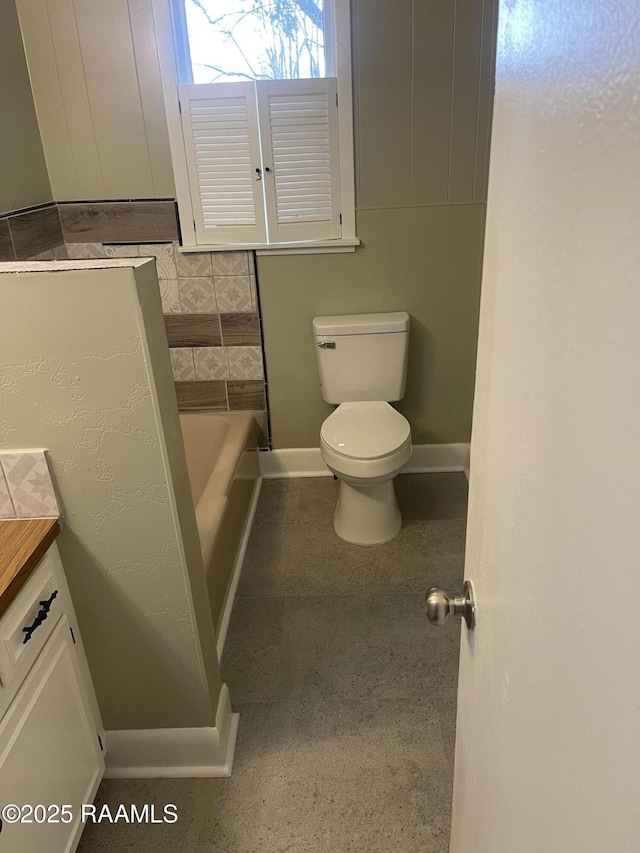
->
[0,451,60,519]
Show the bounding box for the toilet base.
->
[333,478,402,545]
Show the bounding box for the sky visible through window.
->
[185,0,326,84]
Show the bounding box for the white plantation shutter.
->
[257,78,342,243]
[179,82,267,244]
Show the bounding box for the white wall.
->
[452,1,640,851]
[0,259,220,731]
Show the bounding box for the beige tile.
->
[176,251,212,278]
[0,465,16,519]
[193,347,230,381]
[159,278,181,314]
[0,451,60,518]
[138,242,177,280]
[227,346,263,380]
[65,242,106,259]
[103,244,140,258]
[214,275,252,312]
[178,277,217,313]
[212,251,249,276]
[169,348,196,381]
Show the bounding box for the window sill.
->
[177,238,360,256]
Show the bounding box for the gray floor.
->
[78,473,467,853]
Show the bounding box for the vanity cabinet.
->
[0,542,104,853]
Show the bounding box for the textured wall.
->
[0,260,220,731]
[0,0,52,213]
[452,2,640,851]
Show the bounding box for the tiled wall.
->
[1,198,269,445]
[63,241,269,447]
[0,450,60,519]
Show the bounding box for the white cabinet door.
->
[0,616,104,853]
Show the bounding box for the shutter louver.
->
[179,82,266,244]
[258,78,342,244]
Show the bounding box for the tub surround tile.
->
[59,201,179,244]
[164,314,222,348]
[0,451,60,519]
[176,251,212,278]
[103,244,140,258]
[212,251,249,276]
[8,205,64,261]
[214,275,253,312]
[0,467,16,519]
[253,411,269,447]
[0,219,15,261]
[138,243,177,281]
[193,347,230,381]
[65,242,106,259]
[220,312,261,346]
[227,346,264,380]
[178,277,217,313]
[169,348,196,381]
[159,279,181,314]
[227,380,266,411]
[52,245,69,260]
[175,381,227,411]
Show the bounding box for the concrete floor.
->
[78,473,467,853]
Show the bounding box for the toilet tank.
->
[313,312,410,404]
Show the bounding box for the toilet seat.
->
[321,401,411,460]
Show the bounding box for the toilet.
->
[313,312,412,545]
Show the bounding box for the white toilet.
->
[313,312,412,545]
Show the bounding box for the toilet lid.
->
[321,402,411,460]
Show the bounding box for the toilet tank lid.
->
[313,312,410,336]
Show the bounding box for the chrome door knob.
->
[424,580,476,630]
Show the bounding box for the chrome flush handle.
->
[424,580,476,630]
[317,341,336,349]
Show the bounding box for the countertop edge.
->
[0,519,61,619]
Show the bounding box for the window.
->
[153,0,357,253]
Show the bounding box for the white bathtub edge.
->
[215,474,263,661]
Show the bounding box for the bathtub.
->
[179,412,260,657]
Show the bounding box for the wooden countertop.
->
[0,519,60,619]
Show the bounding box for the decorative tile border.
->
[0,202,64,262]
[0,450,60,519]
[0,465,15,519]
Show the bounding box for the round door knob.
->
[424,580,475,630]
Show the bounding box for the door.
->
[449,3,640,851]
[0,617,104,853]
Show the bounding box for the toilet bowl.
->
[313,311,412,545]
[320,401,412,545]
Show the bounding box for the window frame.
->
[152,0,358,254]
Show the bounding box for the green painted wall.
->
[258,0,497,448]
[0,0,52,214]
[259,205,485,448]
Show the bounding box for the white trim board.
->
[259,443,470,478]
[215,475,262,661]
[104,684,239,779]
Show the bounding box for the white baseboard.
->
[215,475,263,660]
[259,443,470,478]
[104,684,239,779]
